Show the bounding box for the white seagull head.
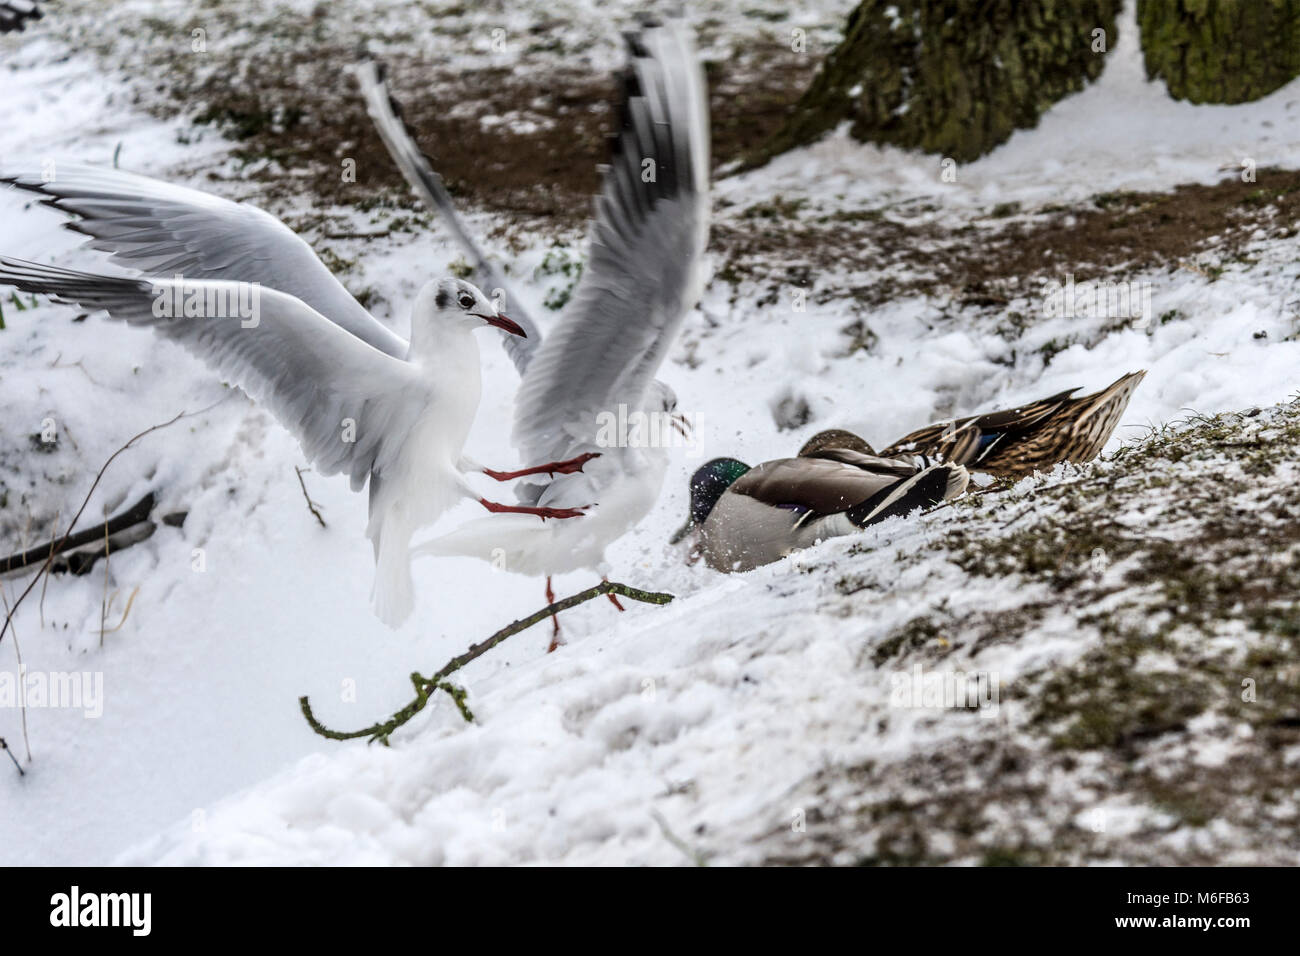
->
[422,277,526,338]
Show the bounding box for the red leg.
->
[602,576,625,611]
[482,452,601,482]
[545,576,563,653]
[478,498,589,520]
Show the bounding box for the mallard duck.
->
[671,451,968,572]
[799,370,1146,479]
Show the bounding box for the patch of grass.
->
[742,195,808,220]
[1093,190,1142,210]
[534,245,584,311]
[870,614,947,667]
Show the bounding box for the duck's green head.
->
[669,457,750,544]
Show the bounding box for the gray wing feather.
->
[0,163,409,359]
[0,256,427,491]
[512,21,710,465]
[352,61,541,374]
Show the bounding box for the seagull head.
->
[669,456,751,547]
[650,381,690,439]
[430,278,526,337]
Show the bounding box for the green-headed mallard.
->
[799,371,1145,479]
[672,452,968,572]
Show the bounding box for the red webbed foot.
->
[477,498,590,520]
[482,452,601,482]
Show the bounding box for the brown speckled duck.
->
[799,371,1146,479]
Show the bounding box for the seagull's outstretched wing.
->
[0,164,409,359]
[353,60,541,374]
[0,257,428,490]
[512,20,710,466]
[0,1,41,33]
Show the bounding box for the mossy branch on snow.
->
[300,581,676,745]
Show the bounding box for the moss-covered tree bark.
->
[1138,0,1300,103]
[755,0,1119,167]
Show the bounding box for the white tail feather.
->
[370,517,415,628]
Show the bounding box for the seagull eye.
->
[457,292,475,310]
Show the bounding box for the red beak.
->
[476,312,526,337]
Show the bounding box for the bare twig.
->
[0,738,23,776]
[38,506,58,627]
[300,581,676,744]
[99,519,110,647]
[1,413,187,650]
[294,467,327,529]
[0,587,30,762]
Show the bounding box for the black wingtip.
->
[387,92,406,123]
[848,467,956,529]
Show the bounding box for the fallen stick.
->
[0,492,156,575]
[300,580,676,745]
[59,520,156,576]
[294,466,327,529]
[1,412,187,650]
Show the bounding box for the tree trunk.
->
[1138,0,1300,103]
[755,0,1120,167]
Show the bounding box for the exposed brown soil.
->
[714,167,1300,307]
[92,9,1297,301]
[156,40,814,232]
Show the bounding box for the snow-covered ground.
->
[1,1,1297,865]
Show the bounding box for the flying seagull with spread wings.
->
[355,19,710,648]
[0,166,597,627]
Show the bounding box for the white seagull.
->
[0,167,596,627]
[355,19,710,647]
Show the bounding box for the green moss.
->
[534,246,584,311]
[742,196,807,220]
[1093,190,1143,209]
[1138,0,1300,104]
[755,0,1121,166]
[871,614,947,667]
[980,847,1035,866]
[1035,631,1214,751]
